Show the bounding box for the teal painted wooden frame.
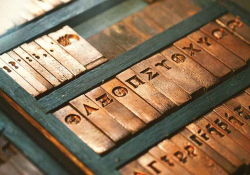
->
[0,0,124,55]
[0,109,68,175]
[37,3,227,112]
[0,1,250,174]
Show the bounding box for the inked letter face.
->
[140,67,159,80]
[161,155,174,166]
[214,119,231,134]
[96,93,113,107]
[197,129,210,141]
[206,123,224,138]
[174,151,187,164]
[190,135,203,146]
[65,114,81,125]
[185,145,197,158]
[224,112,244,126]
[3,66,12,73]
[182,43,201,56]
[8,61,19,69]
[234,105,250,120]
[227,19,243,31]
[57,34,80,47]
[126,75,145,88]
[112,86,128,97]
[171,53,186,63]
[197,37,211,46]
[212,28,227,39]
[155,59,172,70]
[83,104,98,115]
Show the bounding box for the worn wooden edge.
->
[0,109,69,175]
[0,0,124,55]
[38,2,228,112]
[101,65,250,171]
[218,0,250,26]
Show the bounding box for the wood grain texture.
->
[38,3,227,112]
[0,0,124,55]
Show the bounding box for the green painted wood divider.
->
[0,0,250,174]
[0,0,124,55]
[218,0,250,26]
[0,109,69,175]
[101,66,250,170]
[38,2,228,113]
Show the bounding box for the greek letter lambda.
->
[83,104,98,115]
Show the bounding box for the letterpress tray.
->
[0,0,250,174]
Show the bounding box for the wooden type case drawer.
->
[0,0,250,174]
